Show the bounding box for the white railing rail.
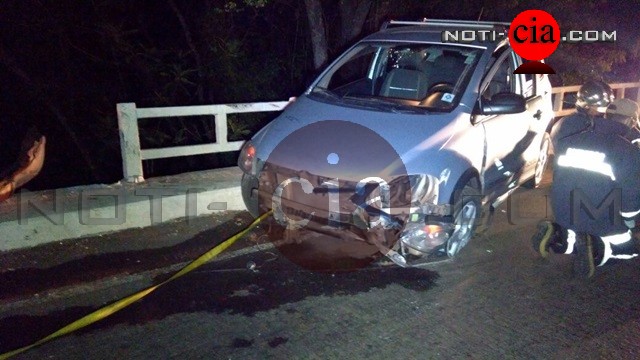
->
[117,101,289,182]
[117,82,640,183]
[551,82,640,118]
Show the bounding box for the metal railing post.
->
[552,90,564,113]
[215,111,229,147]
[117,103,145,183]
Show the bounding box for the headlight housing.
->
[408,174,439,206]
[351,173,438,213]
[238,140,257,175]
[400,220,453,254]
[388,174,439,208]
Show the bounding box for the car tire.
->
[526,132,551,188]
[446,182,481,257]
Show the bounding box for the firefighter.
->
[532,80,640,278]
[606,97,640,142]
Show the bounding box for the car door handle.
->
[533,109,542,120]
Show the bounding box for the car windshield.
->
[310,42,483,112]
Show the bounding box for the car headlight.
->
[409,174,438,206]
[351,174,439,216]
[400,221,453,254]
[389,174,439,208]
[238,140,257,175]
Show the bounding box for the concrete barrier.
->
[0,167,246,252]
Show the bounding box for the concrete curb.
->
[0,167,246,251]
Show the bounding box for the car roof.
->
[362,19,511,52]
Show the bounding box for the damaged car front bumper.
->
[241,163,457,266]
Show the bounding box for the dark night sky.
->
[0,0,638,191]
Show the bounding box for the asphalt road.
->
[2,181,640,359]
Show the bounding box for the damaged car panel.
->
[238,19,554,267]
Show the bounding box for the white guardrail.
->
[552,82,640,117]
[117,82,640,183]
[117,101,289,182]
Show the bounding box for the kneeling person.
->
[533,81,640,278]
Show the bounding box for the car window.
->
[481,51,520,101]
[520,58,541,99]
[523,72,536,98]
[309,42,483,113]
[325,46,379,93]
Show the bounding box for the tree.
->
[0,0,637,190]
[303,0,377,70]
[303,0,329,70]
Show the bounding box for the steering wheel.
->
[427,82,455,94]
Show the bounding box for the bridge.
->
[2,83,640,359]
[1,83,639,251]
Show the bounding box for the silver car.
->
[239,19,554,266]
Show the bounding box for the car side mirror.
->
[479,92,526,115]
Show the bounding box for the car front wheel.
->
[446,183,481,257]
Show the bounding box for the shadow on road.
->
[0,248,439,353]
[0,212,257,302]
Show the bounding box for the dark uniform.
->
[533,80,640,277]
[607,98,640,143]
[551,120,640,264]
[552,109,639,147]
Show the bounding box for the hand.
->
[625,218,636,229]
[0,179,15,202]
[11,135,46,189]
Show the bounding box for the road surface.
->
[2,182,640,359]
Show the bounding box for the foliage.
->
[0,0,637,189]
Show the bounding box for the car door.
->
[519,70,554,174]
[474,49,539,202]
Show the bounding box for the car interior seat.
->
[424,52,467,90]
[380,64,429,100]
[380,51,428,100]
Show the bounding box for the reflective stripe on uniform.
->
[599,230,637,266]
[621,208,640,219]
[556,148,616,181]
[601,231,632,244]
[565,229,576,254]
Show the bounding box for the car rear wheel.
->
[446,183,481,257]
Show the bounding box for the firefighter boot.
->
[573,232,596,279]
[531,220,565,258]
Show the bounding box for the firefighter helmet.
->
[576,80,614,111]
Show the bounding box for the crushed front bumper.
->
[240,167,455,265]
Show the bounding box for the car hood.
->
[251,95,468,178]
